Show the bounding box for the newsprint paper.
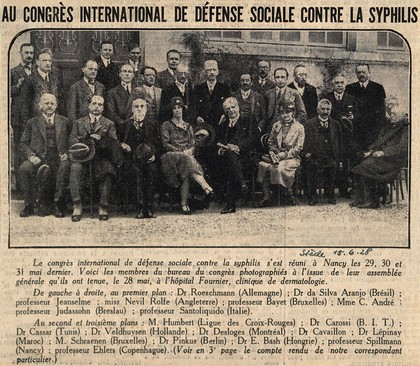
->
[0,0,419,365]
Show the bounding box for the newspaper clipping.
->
[1,0,418,364]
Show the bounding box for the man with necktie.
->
[345,63,386,151]
[251,59,276,95]
[18,93,71,217]
[303,99,342,205]
[69,95,123,222]
[95,41,119,91]
[67,60,106,125]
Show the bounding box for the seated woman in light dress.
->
[256,99,305,206]
[160,97,214,214]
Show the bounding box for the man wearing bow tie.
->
[69,95,123,221]
[105,63,136,138]
[67,59,106,125]
[345,63,386,151]
[18,93,71,218]
[95,41,119,91]
[303,99,342,205]
[120,98,160,218]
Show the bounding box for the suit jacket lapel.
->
[36,117,47,142]
[55,116,63,144]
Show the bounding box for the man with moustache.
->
[323,73,360,198]
[19,94,71,218]
[251,59,276,95]
[160,63,195,124]
[216,97,256,214]
[156,49,182,90]
[232,72,266,134]
[69,95,123,222]
[67,60,106,125]
[195,60,230,128]
[265,67,306,132]
[95,41,119,91]
[288,64,318,120]
[105,63,137,137]
[20,50,62,124]
[120,98,160,219]
[345,63,386,151]
[303,99,342,205]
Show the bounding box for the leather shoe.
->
[288,195,298,206]
[37,204,52,217]
[349,200,362,207]
[98,214,109,221]
[357,202,380,209]
[205,188,215,199]
[181,205,191,215]
[71,215,81,222]
[54,204,65,218]
[308,198,317,206]
[255,199,271,208]
[20,204,34,218]
[328,198,337,205]
[221,204,236,214]
[136,209,156,219]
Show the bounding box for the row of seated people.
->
[18,90,408,221]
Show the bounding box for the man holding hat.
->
[120,98,160,218]
[69,95,123,221]
[19,93,71,217]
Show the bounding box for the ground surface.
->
[9,196,409,248]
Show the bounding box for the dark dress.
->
[351,119,408,182]
[160,120,204,188]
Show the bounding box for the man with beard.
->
[216,97,256,214]
[288,64,318,120]
[19,93,71,217]
[69,95,123,222]
[252,59,276,95]
[303,99,342,205]
[67,60,106,125]
[345,63,386,151]
[120,98,160,218]
[160,63,195,124]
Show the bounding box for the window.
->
[308,31,345,46]
[279,31,301,43]
[377,31,404,49]
[205,31,242,40]
[250,31,273,41]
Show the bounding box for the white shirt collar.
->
[241,89,251,99]
[38,69,49,79]
[101,55,111,66]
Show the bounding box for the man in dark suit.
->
[128,66,161,127]
[265,67,306,132]
[303,99,342,205]
[105,63,137,138]
[323,74,360,198]
[251,59,276,95]
[232,73,266,134]
[121,98,160,218]
[20,50,62,125]
[95,41,119,91]
[216,97,256,214]
[67,60,106,124]
[11,43,35,188]
[127,43,143,87]
[160,63,195,124]
[69,95,123,222]
[345,63,386,151]
[195,60,230,128]
[288,64,318,120]
[156,49,181,90]
[18,94,71,217]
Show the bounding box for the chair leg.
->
[399,173,404,201]
[395,176,400,207]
